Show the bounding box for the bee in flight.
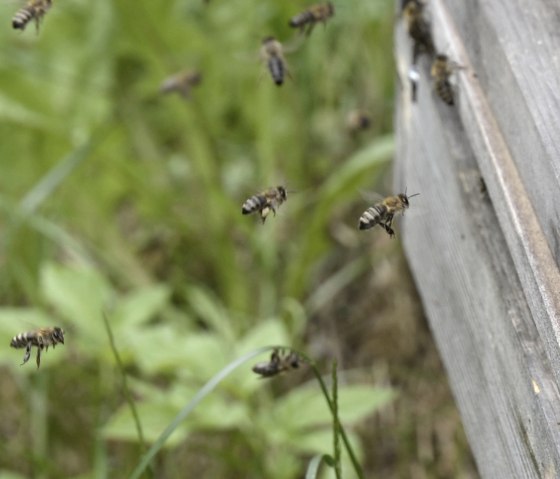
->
[252,348,302,379]
[160,70,202,98]
[289,2,334,36]
[10,327,65,368]
[242,185,287,223]
[346,110,372,134]
[12,0,52,32]
[359,191,420,237]
[431,54,460,105]
[260,36,290,86]
[402,0,434,64]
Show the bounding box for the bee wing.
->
[358,190,385,204]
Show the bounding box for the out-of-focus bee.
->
[159,70,202,98]
[431,54,459,105]
[402,0,434,64]
[289,2,334,36]
[12,0,52,32]
[408,65,420,102]
[252,348,301,378]
[10,327,65,368]
[242,185,287,223]
[359,191,420,237]
[346,110,372,134]
[260,37,289,86]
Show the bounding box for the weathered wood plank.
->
[394,1,560,477]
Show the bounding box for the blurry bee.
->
[10,327,65,368]
[242,185,287,223]
[359,191,420,237]
[252,348,301,378]
[159,70,202,98]
[260,37,289,86]
[431,54,458,105]
[346,110,372,134]
[402,0,434,64]
[289,2,334,36]
[12,0,52,32]
[408,65,420,102]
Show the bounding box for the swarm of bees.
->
[10,327,65,368]
[12,0,52,32]
[359,191,420,237]
[252,348,302,379]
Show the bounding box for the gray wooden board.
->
[393,1,560,477]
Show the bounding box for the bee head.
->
[53,327,65,344]
[435,53,448,63]
[277,186,287,201]
[402,189,420,207]
[262,36,276,45]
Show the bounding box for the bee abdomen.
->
[12,8,35,30]
[359,205,386,230]
[289,11,313,28]
[10,332,34,348]
[242,195,266,215]
[267,57,284,86]
[435,80,454,105]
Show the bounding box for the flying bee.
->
[10,327,65,368]
[159,70,202,98]
[242,185,287,223]
[346,110,372,134]
[289,2,334,36]
[431,54,460,105]
[252,348,302,379]
[402,0,434,64]
[12,0,52,32]
[260,36,289,86]
[359,191,420,237]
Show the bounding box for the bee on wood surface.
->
[159,70,202,98]
[10,327,65,368]
[260,36,289,86]
[346,110,372,134]
[431,54,459,105]
[408,65,420,102]
[289,2,334,36]
[402,0,434,64]
[242,186,287,223]
[359,191,420,237]
[252,348,301,378]
[12,0,52,32]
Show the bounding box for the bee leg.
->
[36,346,43,369]
[305,23,315,36]
[21,343,32,366]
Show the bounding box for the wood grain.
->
[394,1,560,477]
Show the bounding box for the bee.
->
[402,0,434,64]
[408,65,420,102]
[252,348,301,378]
[431,54,458,105]
[346,110,372,134]
[10,327,65,368]
[359,191,420,237]
[12,0,52,32]
[159,70,202,98]
[260,36,289,86]
[289,2,335,36]
[242,186,287,223]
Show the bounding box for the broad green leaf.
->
[113,284,171,330]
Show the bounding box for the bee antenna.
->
[407,192,421,199]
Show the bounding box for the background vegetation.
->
[0,0,477,477]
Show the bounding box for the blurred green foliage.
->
[0,0,397,477]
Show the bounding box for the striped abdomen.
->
[289,10,314,29]
[12,0,51,31]
[10,330,41,348]
[359,204,388,230]
[242,194,267,215]
[267,57,284,86]
[435,79,454,105]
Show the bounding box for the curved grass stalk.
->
[305,454,335,479]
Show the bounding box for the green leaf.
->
[113,284,171,330]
